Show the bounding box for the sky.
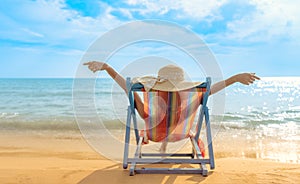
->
[1,0,300,78]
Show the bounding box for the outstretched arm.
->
[84,61,145,118]
[210,73,260,95]
[84,61,127,91]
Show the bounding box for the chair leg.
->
[123,107,132,169]
[191,148,195,158]
[129,137,143,176]
[123,161,128,169]
[204,107,215,170]
[201,164,208,176]
[129,164,135,176]
[190,137,208,176]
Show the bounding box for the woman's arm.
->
[210,73,260,95]
[84,61,146,118]
[84,61,126,91]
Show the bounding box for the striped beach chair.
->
[123,77,215,176]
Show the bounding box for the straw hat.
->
[132,65,202,91]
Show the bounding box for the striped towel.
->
[142,88,205,143]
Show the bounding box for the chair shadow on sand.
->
[78,163,212,184]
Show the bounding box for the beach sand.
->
[0,130,299,184]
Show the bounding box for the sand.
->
[0,130,299,184]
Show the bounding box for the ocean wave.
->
[0,116,128,131]
[0,120,79,131]
[0,112,20,119]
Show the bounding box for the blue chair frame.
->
[123,77,215,176]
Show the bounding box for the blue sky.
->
[1,0,300,78]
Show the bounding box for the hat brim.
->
[151,80,203,92]
[132,76,203,92]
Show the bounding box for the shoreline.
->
[0,129,299,184]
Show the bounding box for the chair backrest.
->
[143,89,206,142]
[127,77,210,143]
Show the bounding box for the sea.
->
[0,77,299,163]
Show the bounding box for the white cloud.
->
[4,0,299,52]
[225,0,300,42]
[123,0,300,45]
[21,28,45,38]
[0,0,123,52]
[178,0,227,20]
[126,0,228,20]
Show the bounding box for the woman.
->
[84,61,260,152]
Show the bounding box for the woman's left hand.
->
[235,73,260,85]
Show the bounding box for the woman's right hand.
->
[83,61,109,73]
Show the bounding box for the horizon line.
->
[1,76,300,79]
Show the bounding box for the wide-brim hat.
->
[132,65,202,91]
